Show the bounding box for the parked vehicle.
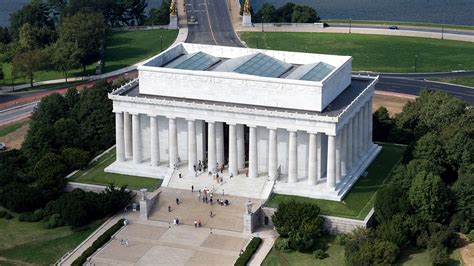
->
[0,142,6,150]
[389,25,399,30]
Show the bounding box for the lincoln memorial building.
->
[106,43,381,201]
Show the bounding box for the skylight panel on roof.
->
[168,52,220,71]
[233,53,292,78]
[300,62,335,81]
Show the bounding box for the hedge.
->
[71,218,125,266]
[234,237,263,266]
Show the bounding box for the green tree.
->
[274,3,295,22]
[374,185,411,223]
[51,39,82,82]
[254,4,276,23]
[146,0,170,25]
[12,48,46,87]
[372,106,394,142]
[413,132,446,167]
[291,5,319,23]
[61,147,90,171]
[376,214,412,248]
[9,0,54,39]
[58,11,106,76]
[408,171,450,222]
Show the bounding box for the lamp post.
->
[349,17,352,34]
[160,33,163,52]
[441,26,444,40]
[414,54,418,72]
[262,16,264,32]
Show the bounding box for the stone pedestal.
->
[242,14,252,26]
[243,200,254,233]
[169,15,178,29]
[139,189,149,220]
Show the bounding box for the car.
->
[189,16,197,23]
[389,25,399,30]
[0,142,6,150]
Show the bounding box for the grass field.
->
[0,120,29,137]
[239,32,474,73]
[262,236,463,266]
[0,29,178,86]
[429,77,474,88]
[323,19,474,31]
[265,143,406,219]
[69,148,162,190]
[0,208,101,265]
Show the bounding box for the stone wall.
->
[260,207,375,234]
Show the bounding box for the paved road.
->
[0,102,37,126]
[184,0,243,47]
[330,23,474,37]
[376,76,474,104]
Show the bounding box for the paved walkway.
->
[248,228,279,266]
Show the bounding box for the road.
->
[184,0,243,47]
[330,23,474,37]
[0,102,37,126]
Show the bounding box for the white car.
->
[0,143,6,150]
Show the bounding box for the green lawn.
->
[323,19,474,31]
[0,120,29,137]
[265,143,406,219]
[263,235,345,266]
[0,209,101,265]
[1,29,178,86]
[262,236,463,266]
[69,148,162,190]
[429,77,474,88]
[239,32,474,73]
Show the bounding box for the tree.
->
[413,132,446,168]
[372,106,394,142]
[58,11,106,76]
[18,23,55,50]
[51,39,82,82]
[408,171,450,223]
[291,5,319,23]
[12,49,46,87]
[9,0,54,39]
[376,214,412,248]
[0,27,12,44]
[123,0,148,26]
[254,4,276,23]
[61,147,90,171]
[146,0,170,25]
[274,3,296,23]
[374,185,411,223]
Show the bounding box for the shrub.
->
[335,233,350,246]
[374,185,411,223]
[468,230,474,242]
[0,211,6,218]
[345,228,399,266]
[376,214,411,248]
[274,237,290,251]
[18,209,44,222]
[45,213,64,228]
[313,249,328,259]
[61,148,90,171]
[429,246,449,265]
[72,219,125,266]
[234,237,262,266]
[5,213,13,219]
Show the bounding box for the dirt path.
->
[372,92,413,115]
[459,234,474,265]
[0,119,30,150]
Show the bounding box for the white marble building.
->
[106,43,381,201]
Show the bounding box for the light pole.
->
[349,17,352,34]
[441,26,444,40]
[160,34,163,52]
[414,54,418,72]
[261,16,264,32]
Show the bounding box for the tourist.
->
[230,172,233,179]
[191,185,194,192]
[179,172,182,178]
[173,218,177,225]
[202,196,205,203]
[194,220,198,228]
[125,239,129,247]
[198,220,202,227]
[198,190,201,197]
[222,189,224,196]
[220,177,223,183]
[221,166,223,173]
[176,198,179,205]
[224,199,229,206]
[205,196,208,204]
[240,249,244,256]
[178,157,181,163]
[245,170,249,177]
[168,205,171,212]
[176,218,180,225]
[210,198,213,205]
[193,165,196,172]
[120,239,124,245]
[210,210,213,218]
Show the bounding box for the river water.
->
[1,0,473,26]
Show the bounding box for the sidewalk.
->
[249,228,279,266]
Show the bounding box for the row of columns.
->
[114,100,373,188]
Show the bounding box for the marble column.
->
[150,116,160,166]
[208,122,216,173]
[368,100,373,146]
[362,104,368,152]
[316,133,323,180]
[115,112,125,162]
[335,132,342,183]
[353,114,359,163]
[268,128,278,180]
[132,114,141,164]
[365,101,370,151]
[237,124,246,170]
[358,108,364,158]
[327,135,336,188]
[228,124,238,176]
[124,112,132,158]
[188,120,197,171]
[341,125,348,176]
[249,126,258,178]
[216,122,225,167]
[308,133,317,185]
[288,130,297,183]
[168,117,178,168]
[347,118,353,172]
